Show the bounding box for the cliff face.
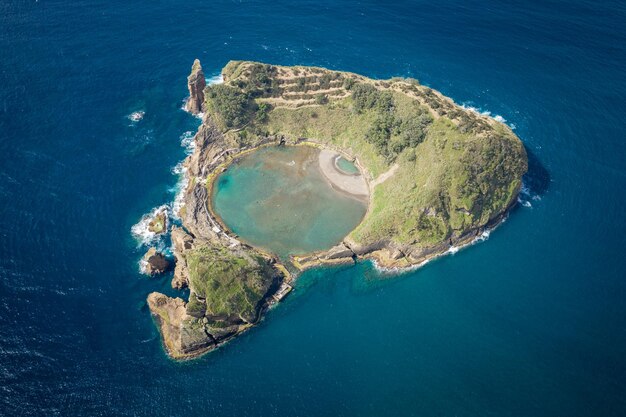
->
[185,59,206,114]
[147,87,290,359]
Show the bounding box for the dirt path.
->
[371,163,399,188]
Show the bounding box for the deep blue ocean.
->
[1,1,625,415]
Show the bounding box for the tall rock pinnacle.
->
[186,59,206,114]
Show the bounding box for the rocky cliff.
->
[185,59,206,114]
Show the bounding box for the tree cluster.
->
[351,83,433,161]
[205,84,255,129]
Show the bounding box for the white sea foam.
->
[133,69,231,268]
[517,181,537,207]
[127,110,145,123]
[461,104,514,129]
[373,219,501,275]
[170,164,189,220]
[138,258,149,274]
[131,205,169,247]
[518,198,532,208]
[180,130,196,155]
[207,73,224,85]
[372,257,431,275]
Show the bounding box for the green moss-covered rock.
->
[185,245,275,323]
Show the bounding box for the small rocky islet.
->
[145,59,528,359]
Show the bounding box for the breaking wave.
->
[374,222,499,275]
[207,73,224,85]
[130,205,169,248]
[461,104,515,130]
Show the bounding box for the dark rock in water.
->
[142,247,170,275]
[186,59,206,114]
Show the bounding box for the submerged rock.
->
[185,59,206,114]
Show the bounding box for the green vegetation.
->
[185,293,206,318]
[204,61,527,251]
[352,118,525,245]
[185,245,274,322]
[231,63,280,98]
[204,84,254,129]
[348,82,434,161]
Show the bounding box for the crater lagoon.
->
[211,146,367,258]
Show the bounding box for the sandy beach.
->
[318,149,369,199]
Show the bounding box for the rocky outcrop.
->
[185,59,206,115]
[147,292,216,359]
[148,210,167,234]
[325,243,355,260]
[142,248,170,275]
[186,119,227,179]
[170,226,193,289]
[149,220,289,358]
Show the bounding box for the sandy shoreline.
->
[317,149,369,199]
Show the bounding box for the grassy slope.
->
[185,245,273,322]
[208,61,527,250]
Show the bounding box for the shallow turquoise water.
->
[335,156,360,175]
[212,146,367,257]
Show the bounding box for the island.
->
[146,59,528,359]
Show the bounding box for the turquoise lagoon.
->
[211,145,367,258]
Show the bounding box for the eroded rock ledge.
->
[148,59,527,359]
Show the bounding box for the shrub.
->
[205,84,254,129]
[351,83,380,112]
[244,64,279,97]
[351,83,396,114]
[315,94,328,105]
[255,102,271,123]
[295,77,307,92]
[365,113,395,157]
[319,74,332,89]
